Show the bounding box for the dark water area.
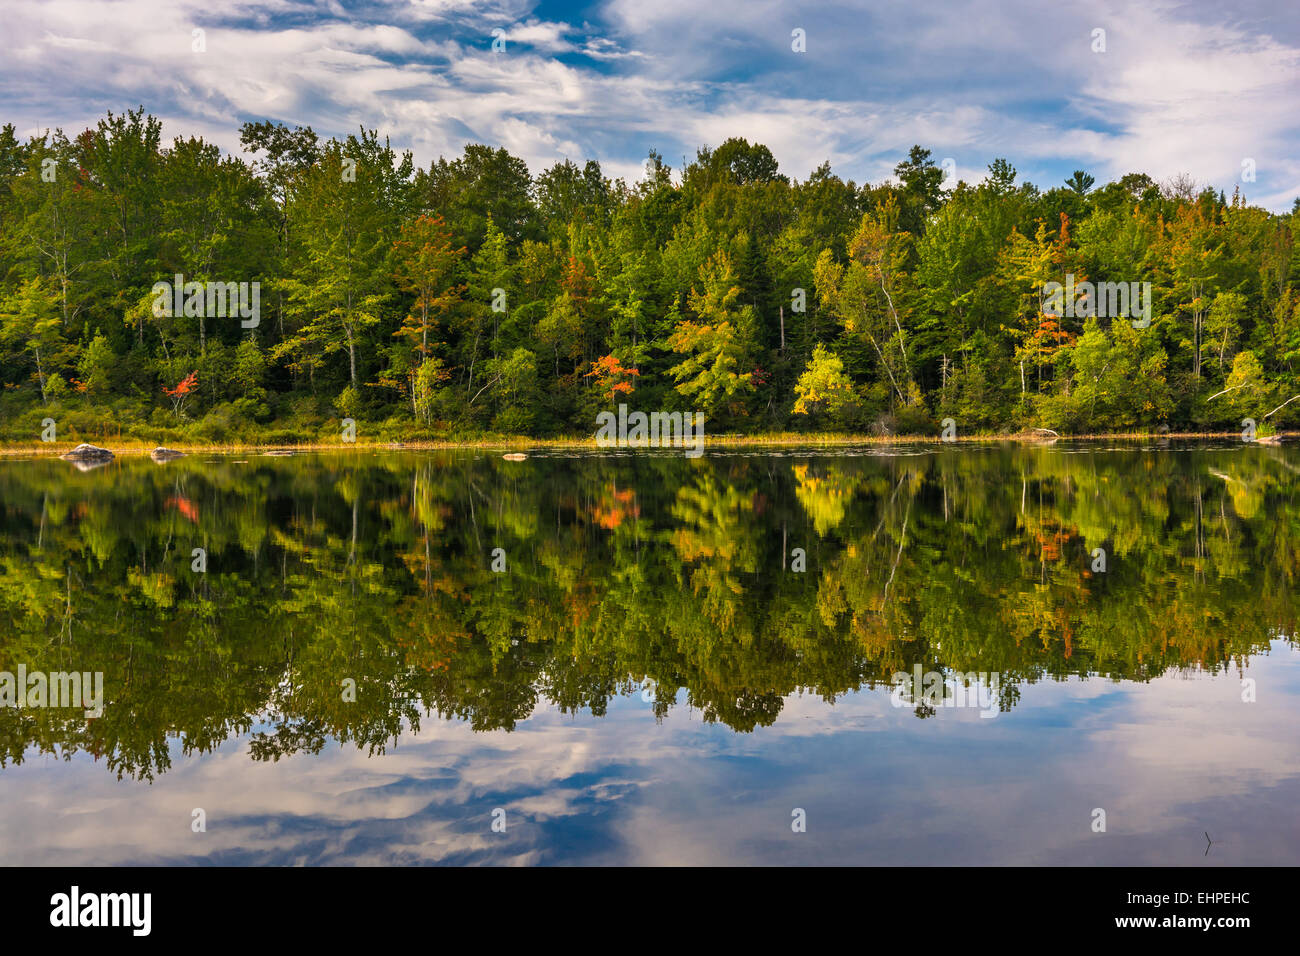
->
[0,441,1297,864]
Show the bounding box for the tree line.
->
[2,107,1298,442]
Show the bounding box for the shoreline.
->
[0,430,1287,457]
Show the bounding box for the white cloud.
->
[0,0,1295,207]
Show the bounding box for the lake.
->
[0,442,1297,865]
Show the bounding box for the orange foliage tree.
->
[584,353,640,405]
[163,370,198,418]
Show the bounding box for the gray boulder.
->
[60,443,114,462]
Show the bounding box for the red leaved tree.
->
[584,354,640,406]
[164,371,198,418]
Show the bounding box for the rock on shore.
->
[60,443,114,462]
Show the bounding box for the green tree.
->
[793,344,855,419]
[1,277,68,404]
[667,252,757,416]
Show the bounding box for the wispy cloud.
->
[0,0,1295,208]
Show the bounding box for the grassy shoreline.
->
[0,429,1286,457]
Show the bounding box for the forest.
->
[2,107,1299,444]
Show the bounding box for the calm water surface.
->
[1,442,1297,865]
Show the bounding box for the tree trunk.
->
[34,345,47,405]
[347,325,357,386]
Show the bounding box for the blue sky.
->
[3,0,1298,208]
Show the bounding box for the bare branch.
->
[1206,382,1252,401]
[1263,394,1300,420]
